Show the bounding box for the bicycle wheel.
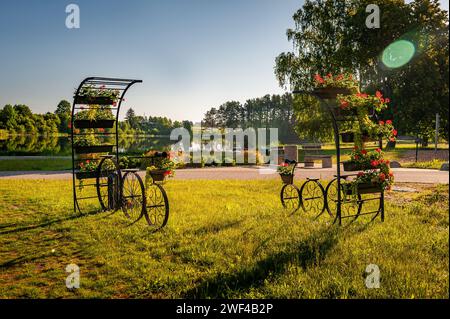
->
[300,179,326,216]
[280,183,301,213]
[325,178,362,224]
[144,183,169,230]
[121,170,146,222]
[96,156,121,211]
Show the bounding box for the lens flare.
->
[382,40,416,68]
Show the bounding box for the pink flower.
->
[375,148,381,153]
[379,121,385,125]
[392,129,398,136]
[386,120,392,125]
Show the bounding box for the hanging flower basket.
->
[280,174,294,184]
[340,132,355,143]
[342,161,371,172]
[74,119,115,129]
[344,182,383,195]
[312,87,351,100]
[74,145,113,154]
[148,169,168,182]
[74,96,115,105]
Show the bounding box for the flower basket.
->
[344,182,383,195]
[313,87,351,100]
[74,145,113,154]
[148,169,168,182]
[74,119,115,129]
[74,96,115,105]
[280,174,294,184]
[340,132,355,143]
[343,161,371,172]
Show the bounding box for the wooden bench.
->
[302,144,332,168]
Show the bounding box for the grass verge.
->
[0,179,448,298]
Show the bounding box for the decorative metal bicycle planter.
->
[291,87,386,226]
[279,161,327,218]
[70,77,169,230]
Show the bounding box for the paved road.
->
[0,165,448,183]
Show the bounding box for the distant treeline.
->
[202,93,299,143]
[0,101,193,137]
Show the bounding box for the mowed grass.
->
[0,158,71,171]
[0,179,448,298]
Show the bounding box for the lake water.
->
[0,135,177,156]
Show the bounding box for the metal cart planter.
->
[70,77,171,230]
[293,88,385,226]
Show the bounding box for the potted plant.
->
[345,152,394,195]
[73,107,115,129]
[277,162,295,184]
[73,135,113,154]
[343,147,382,171]
[312,73,357,99]
[145,154,176,184]
[74,85,121,105]
[75,160,99,180]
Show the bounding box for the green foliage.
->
[275,0,449,141]
[202,93,298,143]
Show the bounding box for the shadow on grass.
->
[183,226,339,298]
[0,209,106,236]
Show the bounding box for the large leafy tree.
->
[55,100,71,133]
[275,0,449,142]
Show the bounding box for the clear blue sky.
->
[0,0,448,122]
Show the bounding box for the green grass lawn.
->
[0,158,71,171]
[0,179,448,298]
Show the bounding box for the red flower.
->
[379,121,385,125]
[68,122,72,129]
[389,171,394,177]
[164,170,172,176]
[336,74,344,81]
[386,120,392,125]
[386,159,390,165]
[392,129,398,136]
[340,100,349,109]
[326,73,332,78]
[379,173,386,181]
[314,74,324,84]
[376,91,383,99]
[356,92,368,98]
[354,155,359,160]
[385,98,390,103]
[353,146,359,150]
[380,97,385,103]
[361,149,368,155]
[86,160,90,164]
[371,160,379,167]
[357,172,364,177]
[375,148,381,153]
[389,137,395,142]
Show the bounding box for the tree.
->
[125,108,138,129]
[55,100,71,133]
[275,0,449,141]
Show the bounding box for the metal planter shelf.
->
[74,145,114,154]
[74,119,115,129]
[74,96,116,105]
[343,182,383,195]
[75,170,110,180]
[293,87,386,225]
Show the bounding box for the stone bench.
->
[302,144,332,168]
